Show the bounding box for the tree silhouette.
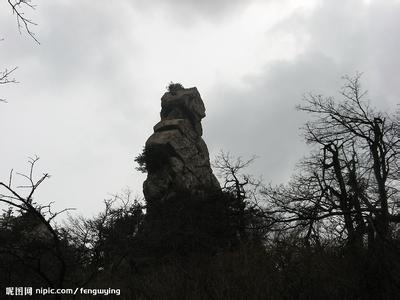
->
[0,157,73,297]
[263,73,400,296]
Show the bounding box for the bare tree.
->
[213,150,260,202]
[63,189,145,287]
[263,73,400,251]
[0,157,74,292]
[1,0,39,101]
[213,150,267,241]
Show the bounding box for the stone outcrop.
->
[142,86,221,208]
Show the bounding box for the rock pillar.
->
[143,87,220,209]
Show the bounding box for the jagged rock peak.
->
[159,87,205,136]
[142,86,220,207]
[161,87,205,120]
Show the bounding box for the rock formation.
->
[142,86,221,210]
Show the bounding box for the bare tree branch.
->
[7,0,40,44]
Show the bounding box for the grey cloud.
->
[288,0,400,107]
[130,0,258,23]
[0,2,151,216]
[1,0,400,217]
[204,53,341,183]
[204,0,400,184]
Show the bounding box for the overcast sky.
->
[1,0,400,218]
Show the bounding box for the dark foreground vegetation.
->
[1,74,400,299]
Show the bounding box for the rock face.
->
[143,87,221,209]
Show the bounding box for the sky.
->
[1,0,400,218]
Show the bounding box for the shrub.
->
[167,82,184,95]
